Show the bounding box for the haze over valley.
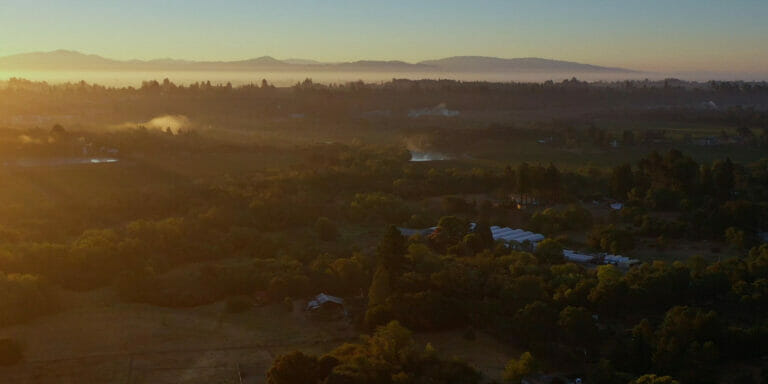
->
[0,50,650,86]
[1,1,768,384]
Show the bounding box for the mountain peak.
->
[253,55,280,62]
[283,58,323,65]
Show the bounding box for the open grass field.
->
[630,238,741,264]
[0,289,516,383]
[0,289,357,384]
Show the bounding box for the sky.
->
[1,0,767,73]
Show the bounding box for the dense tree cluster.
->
[0,120,766,380]
[5,77,768,131]
[358,225,768,383]
[267,321,481,384]
[610,150,768,242]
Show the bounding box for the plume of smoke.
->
[113,115,192,134]
[17,134,54,144]
[403,135,433,152]
[403,136,450,162]
[408,103,460,118]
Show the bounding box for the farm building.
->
[307,293,345,310]
[562,249,640,267]
[563,249,595,263]
[489,226,545,245]
[562,249,641,267]
[306,293,347,318]
[398,223,546,247]
[397,226,437,237]
[604,254,640,267]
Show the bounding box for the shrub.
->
[529,205,593,234]
[504,351,539,383]
[267,351,336,384]
[725,226,746,250]
[534,238,564,264]
[587,225,635,253]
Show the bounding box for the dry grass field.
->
[0,289,356,384]
[0,289,515,383]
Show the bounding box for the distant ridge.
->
[0,50,636,73]
[417,56,633,73]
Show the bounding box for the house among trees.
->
[563,249,595,263]
[306,293,347,318]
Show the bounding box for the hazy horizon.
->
[2,49,767,85]
[1,0,766,74]
[5,69,768,88]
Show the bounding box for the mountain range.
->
[0,50,635,74]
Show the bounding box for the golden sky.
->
[1,0,766,73]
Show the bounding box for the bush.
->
[267,322,480,384]
[504,351,539,383]
[267,351,336,384]
[587,225,635,253]
[725,226,747,250]
[268,274,312,300]
[534,238,564,264]
[364,303,394,329]
[529,205,592,234]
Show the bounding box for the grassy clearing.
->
[631,238,740,264]
[0,286,521,383]
[0,289,357,384]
